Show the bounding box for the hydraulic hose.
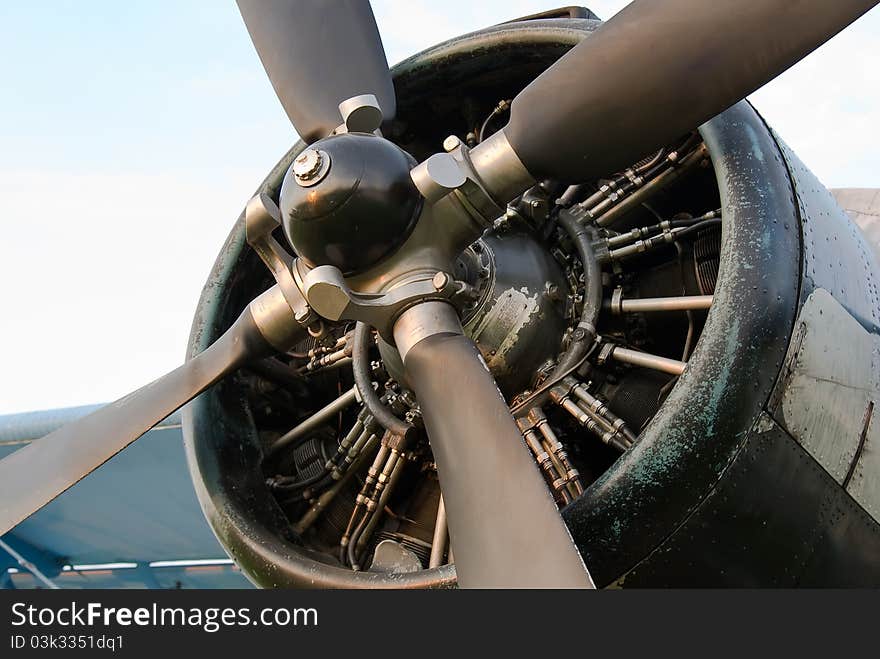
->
[555,211,602,373]
[352,322,413,438]
[509,211,602,417]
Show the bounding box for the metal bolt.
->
[292,149,331,187]
[293,149,322,179]
[442,135,462,153]
[432,271,451,292]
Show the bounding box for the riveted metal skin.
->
[774,133,880,330]
[184,17,880,588]
[279,132,422,275]
[614,413,880,587]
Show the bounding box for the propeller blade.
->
[0,292,302,535]
[402,329,593,588]
[502,0,877,182]
[237,0,396,143]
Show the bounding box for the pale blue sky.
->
[1,1,878,413]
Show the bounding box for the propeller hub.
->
[279,133,422,275]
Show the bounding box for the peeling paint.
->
[470,286,540,372]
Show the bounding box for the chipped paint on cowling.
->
[563,100,801,585]
[742,121,766,164]
[755,413,776,434]
[701,316,740,438]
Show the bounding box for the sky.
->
[1,1,879,414]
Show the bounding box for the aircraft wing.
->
[0,405,253,589]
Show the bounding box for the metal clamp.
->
[410,134,517,225]
[301,264,458,342]
[245,193,319,332]
[610,287,624,315]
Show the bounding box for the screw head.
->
[442,135,462,153]
[432,271,451,291]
